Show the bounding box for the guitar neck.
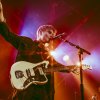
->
[44,65,74,73]
[43,64,91,73]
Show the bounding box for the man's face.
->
[39,30,56,42]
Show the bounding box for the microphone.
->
[52,32,65,39]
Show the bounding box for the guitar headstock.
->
[81,64,92,70]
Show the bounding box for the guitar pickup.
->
[15,71,24,79]
[38,67,44,75]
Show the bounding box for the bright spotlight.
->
[50,51,55,56]
[63,55,69,62]
[76,61,83,66]
[77,62,81,66]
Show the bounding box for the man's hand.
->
[0,0,6,22]
[0,0,3,12]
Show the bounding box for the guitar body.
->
[10,61,49,90]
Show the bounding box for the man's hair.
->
[36,25,57,40]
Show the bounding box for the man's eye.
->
[48,31,52,34]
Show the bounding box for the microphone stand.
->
[59,38,91,100]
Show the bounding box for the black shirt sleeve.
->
[0,22,21,49]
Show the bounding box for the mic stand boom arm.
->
[59,37,91,100]
[64,39,91,55]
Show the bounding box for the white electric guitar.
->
[10,61,92,90]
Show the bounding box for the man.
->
[0,1,73,100]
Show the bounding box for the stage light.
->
[76,61,83,66]
[76,62,81,66]
[63,55,69,62]
[50,50,55,56]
